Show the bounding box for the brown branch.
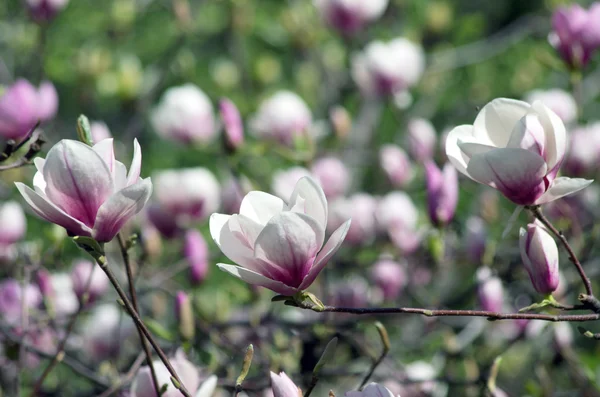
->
[0,132,46,172]
[527,205,593,296]
[117,233,160,396]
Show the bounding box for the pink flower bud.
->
[0,279,41,325]
[314,0,388,35]
[0,79,40,141]
[154,167,221,224]
[35,268,54,300]
[26,0,69,22]
[90,121,113,143]
[379,144,413,188]
[370,258,406,301]
[70,260,109,303]
[311,157,350,199]
[551,3,600,69]
[183,229,209,285]
[175,291,195,341]
[424,161,458,227]
[407,118,437,162]
[219,98,244,151]
[0,201,26,246]
[329,193,377,245]
[519,223,560,295]
[464,216,487,264]
[476,267,503,312]
[152,84,216,144]
[250,91,312,146]
[16,139,152,242]
[270,371,301,397]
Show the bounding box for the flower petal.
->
[473,98,531,147]
[457,141,497,159]
[254,212,323,288]
[209,213,232,247]
[216,263,298,296]
[535,177,593,204]
[532,101,567,178]
[287,176,328,237]
[445,125,478,179]
[210,213,263,272]
[467,148,547,205]
[299,219,350,290]
[15,182,93,237]
[126,139,142,186]
[93,178,152,242]
[92,138,116,173]
[194,375,218,397]
[43,140,114,227]
[239,191,285,226]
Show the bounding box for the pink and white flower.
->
[519,223,560,295]
[314,0,388,35]
[445,98,592,206]
[271,371,301,397]
[16,139,152,242]
[210,177,350,295]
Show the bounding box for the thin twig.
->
[527,206,593,296]
[92,254,192,397]
[0,132,46,172]
[358,323,390,389]
[117,233,161,396]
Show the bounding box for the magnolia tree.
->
[2,0,600,396]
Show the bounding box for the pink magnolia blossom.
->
[0,79,58,141]
[0,201,26,246]
[183,229,209,285]
[219,98,244,150]
[311,157,350,199]
[424,161,458,227]
[314,0,388,35]
[370,258,406,301]
[476,267,504,313]
[379,144,413,188]
[210,177,351,295]
[328,193,377,245]
[445,98,592,206]
[70,259,109,303]
[550,3,600,69]
[152,84,216,144]
[406,118,437,162]
[271,372,301,397]
[26,0,69,21]
[0,279,41,325]
[16,139,152,242]
[519,223,560,294]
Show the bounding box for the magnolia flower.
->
[70,259,109,303]
[328,193,377,245]
[476,267,504,312]
[250,91,312,145]
[154,168,220,224]
[131,349,217,397]
[151,84,216,144]
[371,258,406,301]
[345,383,397,397]
[0,279,41,325]
[376,191,422,253]
[26,0,69,21]
[271,372,301,397]
[314,0,388,35]
[519,223,560,294]
[81,303,134,360]
[210,177,351,295]
[0,79,58,141]
[564,123,600,176]
[16,139,152,242]
[445,98,592,205]
[311,157,350,199]
[220,98,244,150]
[271,167,312,201]
[406,118,437,162]
[51,273,78,317]
[524,89,577,124]
[352,38,425,97]
[0,201,26,247]
[184,229,209,285]
[550,3,600,69]
[424,161,458,227]
[379,144,413,188]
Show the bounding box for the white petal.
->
[209,213,232,247]
[445,125,478,179]
[216,263,298,296]
[126,139,142,186]
[532,101,567,175]
[287,176,328,235]
[92,138,116,173]
[473,98,531,147]
[457,141,497,158]
[15,182,93,237]
[299,219,350,290]
[194,375,218,397]
[535,177,594,204]
[33,157,45,174]
[210,214,262,272]
[239,191,284,226]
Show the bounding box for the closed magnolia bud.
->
[26,0,69,22]
[270,371,302,397]
[220,98,244,151]
[175,291,195,341]
[476,267,503,312]
[70,260,109,303]
[183,229,209,285]
[379,144,413,188]
[311,157,350,199]
[550,3,600,69]
[370,258,406,301]
[424,161,458,227]
[519,224,560,295]
[407,118,437,162]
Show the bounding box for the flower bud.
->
[407,118,437,162]
[464,216,487,264]
[183,229,208,285]
[519,223,560,295]
[476,267,503,312]
[314,0,388,36]
[220,98,244,151]
[0,80,46,141]
[270,371,302,397]
[151,84,216,144]
[379,144,413,188]
[311,157,350,199]
[425,161,458,227]
[70,260,109,303]
[550,3,600,69]
[370,258,406,301]
[26,0,69,22]
[0,201,26,246]
[175,291,195,341]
